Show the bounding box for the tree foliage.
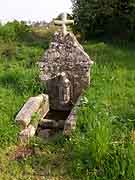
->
[0,21,31,41]
[72,0,135,40]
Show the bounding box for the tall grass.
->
[0,41,45,149]
[0,35,135,179]
[68,41,135,179]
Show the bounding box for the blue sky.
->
[0,0,72,23]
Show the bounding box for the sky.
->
[0,0,72,23]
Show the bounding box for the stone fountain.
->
[15,13,93,141]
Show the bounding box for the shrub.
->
[0,40,17,59]
[0,21,32,41]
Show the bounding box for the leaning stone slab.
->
[63,96,82,136]
[15,94,49,129]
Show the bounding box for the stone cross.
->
[39,14,93,111]
[54,12,74,35]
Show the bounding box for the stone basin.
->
[37,96,81,139]
[15,93,81,142]
[36,109,71,138]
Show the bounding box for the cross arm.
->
[54,20,74,25]
[65,20,74,25]
[54,20,63,25]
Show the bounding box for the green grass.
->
[0,38,135,179]
[0,42,44,148]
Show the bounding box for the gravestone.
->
[39,13,93,111]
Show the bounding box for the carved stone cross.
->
[54,12,74,35]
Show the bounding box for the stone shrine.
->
[39,13,93,111]
[15,13,93,141]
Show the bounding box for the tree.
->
[72,0,135,40]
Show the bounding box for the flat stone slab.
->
[19,124,36,143]
[38,129,55,139]
[64,96,82,135]
[39,119,65,129]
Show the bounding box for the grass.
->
[0,36,135,179]
[0,41,44,148]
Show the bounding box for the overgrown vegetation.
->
[0,21,135,179]
[0,22,45,149]
[0,21,32,41]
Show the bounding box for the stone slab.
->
[39,119,65,129]
[64,96,82,135]
[15,94,49,129]
[39,32,93,111]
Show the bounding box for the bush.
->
[0,21,32,41]
[32,24,58,43]
[0,40,17,59]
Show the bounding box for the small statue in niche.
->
[57,72,71,105]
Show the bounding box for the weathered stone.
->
[38,129,53,139]
[39,32,93,111]
[64,96,82,135]
[54,13,74,35]
[19,124,36,143]
[38,95,50,120]
[15,94,49,129]
[39,119,65,129]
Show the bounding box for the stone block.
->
[39,119,65,129]
[19,124,36,143]
[38,129,54,139]
[15,94,49,129]
[64,96,81,135]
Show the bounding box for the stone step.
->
[39,119,65,129]
[38,129,54,139]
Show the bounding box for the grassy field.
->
[0,34,135,179]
